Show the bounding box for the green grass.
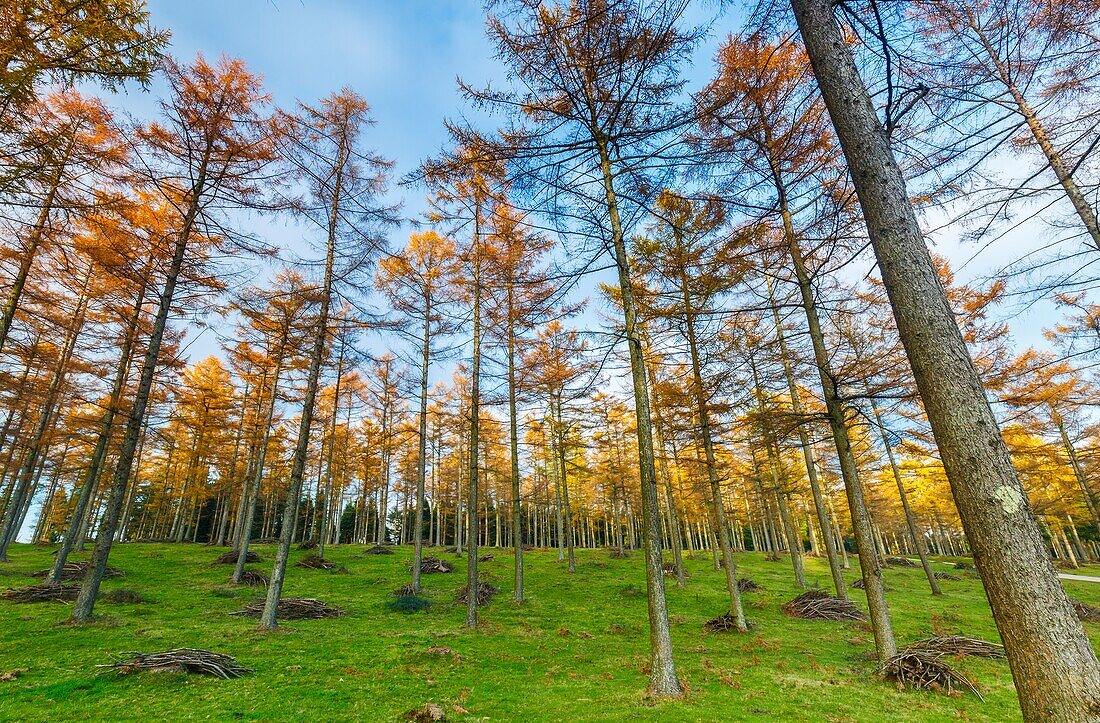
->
[1,543,1098,721]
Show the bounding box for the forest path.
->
[1059,573,1100,583]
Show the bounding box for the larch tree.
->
[260,87,396,630]
[70,54,278,622]
[377,230,460,592]
[464,0,706,693]
[788,0,1100,716]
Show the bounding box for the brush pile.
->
[703,613,744,632]
[878,650,981,698]
[903,635,1005,659]
[237,569,269,587]
[99,648,251,679]
[736,577,760,592]
[933,572,962,581]
[364,545,394,555]
[953,561,974,570]
[296,540,317,551]
[1,582,81,602]
[231,597,345,620]
[662,563,687,577]
[456,582,500,605]
[608,549,628,559]
[885,556,917,568]
[783,589,867,621]
[295,554,335,570]
[1072,598,1100,622]
[215,551,260,564]
[392,583,417,597]
[416,557,453,574]
[30,561,121,581]
[477,554,494,562]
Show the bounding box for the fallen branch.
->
[415,557,453,574]
[29,561,121,581]
[295,554,335,570]
[737,577,760,592]
[1072,598,1100,622]
[885,556,917,568]
[237,569,269,587]
[903,635,1005,659]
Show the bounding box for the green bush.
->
[385,594,431,614]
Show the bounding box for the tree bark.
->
[790,0,1100,715]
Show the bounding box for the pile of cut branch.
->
[99,648,251,679]
[237,569,269,587]
[953,561,974,570]
[231,597,345,620]
[662,563,687,577]
[885,556,917,568]
[783,589,867,621]
[297,540,317,551]
[736,577,760,592]
[608,549,628,559]
[215,551,260,564]
[903,635,1004,659]
[30,561,121,581]
[933,572,962,581]
[295,554,335,570]
[477,554,494,562]
[1072,598,1100,622]
[879,650,981,698]
[364,545,394,555]
[457,581,500,605]
[703,613,744,633]
[392,583,417,597]
[1,582,81,602]
[416,557,453,574]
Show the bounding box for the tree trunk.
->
[790,0,1100,715]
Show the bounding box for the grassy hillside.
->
[1,542,1098,721]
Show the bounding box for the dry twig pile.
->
[783,589,867,621]
[295,554,335,570]
[99,649,250,679]
[1,583,81,602]
[879,650,981,698]
[231,597,345,620]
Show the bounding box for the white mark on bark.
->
[992,485,1025,515]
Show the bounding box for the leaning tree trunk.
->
[871,402,942,594]
[782,236,896,661]
[1056,415,1100,545]
[680,270,746,628]
[0,266,91,560]
[766,281,847,598]
[791,0,1100,716]
[598,137,680,697]
[259,151,342,630]
[71,181,201,622]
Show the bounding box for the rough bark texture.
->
[790,0,1100,717]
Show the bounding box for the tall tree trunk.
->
[506,287,524,601]
[260,148,342,630]
[413,307,431,592]
[71,165,204,621]
[790,0,1100,715]
[597,137,680,696]
[766,280,847,598]
[782,237,896,660]
[465,211,483,629]
[871,403,942,594]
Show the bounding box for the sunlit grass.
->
[1,542,1097,721]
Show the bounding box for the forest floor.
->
[2,543,1099,722]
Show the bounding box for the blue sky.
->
[130,0,1066,360]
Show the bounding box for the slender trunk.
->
[413,307,431,592]
[466,209,482,629]
[782,237,895,660]
[506,288,524,601]
[872,404,941,594]
[791,0,1100,714]
[260,145,342,630]
[1057,417,1100,543]
[766,280,847,598]
[71,160,205,621]
[597,137,679,696]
